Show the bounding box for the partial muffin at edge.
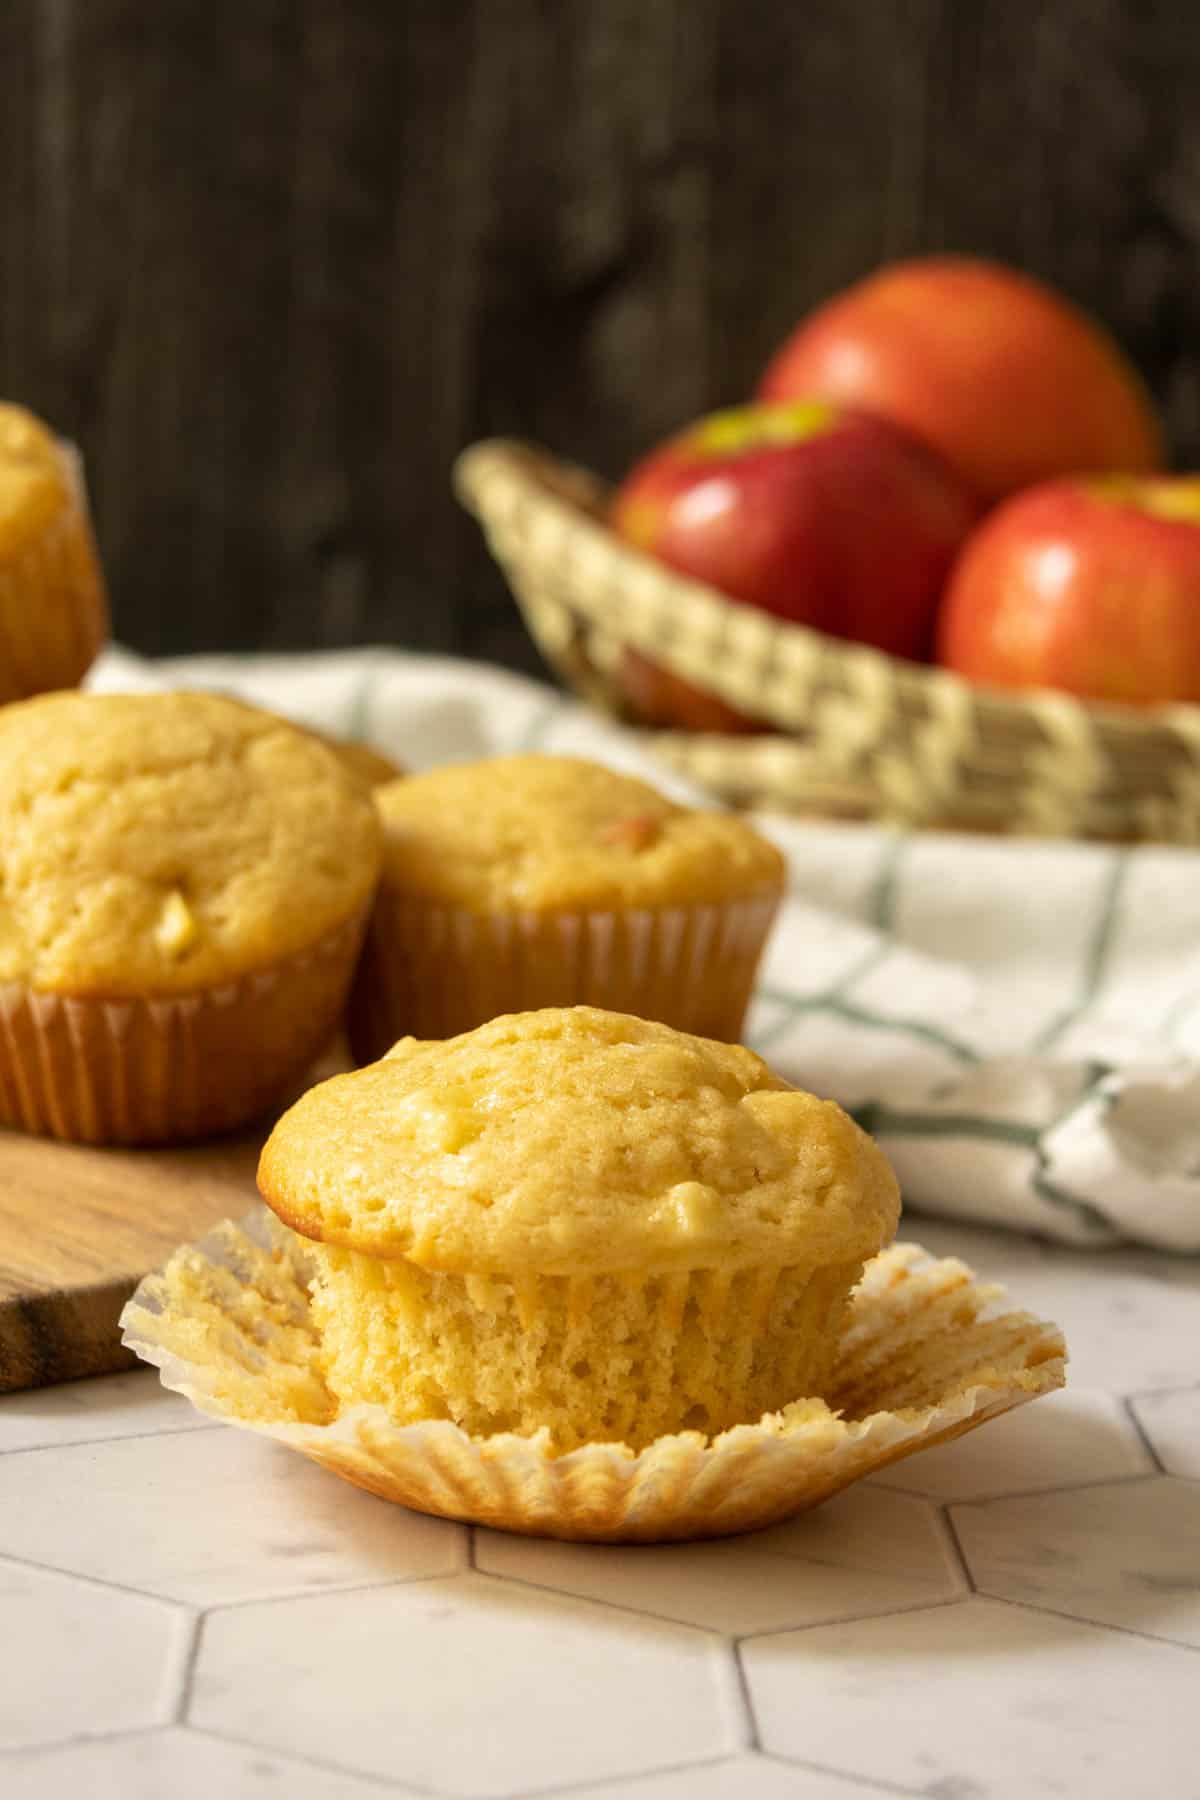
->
[0,689,382,1142]
[259,1005,901,1451]
[0,403,108,699]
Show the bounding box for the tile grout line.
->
[729,1640,761,1752]
[188,1722,442,1796]
[508,1750,739,1800]
[187,1730,757,1800]
[0,1545,459,1616]
[734,1594,963,1645]
[765,1747,921,1798]
[938,1506,976,1593]
[1121,1395,1167,1474]
[172,1612,205,1726]
[203,1567,463,1614]
[982,1591,1200,1656]
[0,1722,179,1760]
[473,1558,963,1645]
[886,1468,1164,1509]
[747,1536,966,1598]
[0,1546,196,1612]
[467,1563,728,1638]
[0,1420,225,1458]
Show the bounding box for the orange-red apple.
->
[937,476,1200,706]
[610,401,975,691]
[618,648,765,734]
[758,257,1164,504]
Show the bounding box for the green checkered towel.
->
[93,646,1200,1254]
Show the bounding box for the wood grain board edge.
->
[0,1278,141,1392]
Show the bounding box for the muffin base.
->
[309,1247,862,1452]
[348,890,781,1058]
[0,910,368,1146]
[0,446,108,701]
[121,1211,1066,1542]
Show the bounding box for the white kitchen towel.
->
[91,644,1200,1254]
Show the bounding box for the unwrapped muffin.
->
[0,403,107,699]
[259,1006,900,1451]
[348,754,784,1058]
[0,690,381,1144]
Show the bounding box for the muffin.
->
[259,1006,900,1452]
[0,403,108,699]
[348,754,785,1058]
[0,690,382,1144]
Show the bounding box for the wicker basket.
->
[456,439,1200,841]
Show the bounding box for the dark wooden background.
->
[3,1,1199,676]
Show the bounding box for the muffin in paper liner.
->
[0,909,368,1147]
[119,1207,1066,1543]
[348,891,780,1058]
[0,431,108,702]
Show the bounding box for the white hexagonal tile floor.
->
[0,1558,187,1751]
[754,1481,963,1584]
[477,1485,961,1635]
[1008,1249,1200,1392]
[0,1369,212,1454]
[952,1475,1200,1647]
[2,1727,404,1800]
[569,1754,890,1798]
[2,1222,1196,1798]
[0,1425,465,1603]
[190,1573,741,1795]
[872,1386,1153,1502]
[476,1536,951,1639]
[742,1596,1199,1800]
[1131,1386,1200,1477]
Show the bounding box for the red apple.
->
[937,476,1200,706]
[610,399,976,713]
[618,648,765,734]
[758,257,1165,504]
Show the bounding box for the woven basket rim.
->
[455,435,1200,750]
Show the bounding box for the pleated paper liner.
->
[120,1210,1066,1543]
[455,438,1200,843]
[0,909,368,1146]
[348,890,781,1060]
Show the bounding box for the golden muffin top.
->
[372,754,784,912]
[259,1006,900,1277]
[0,690,382,995]
[0,404,72,561]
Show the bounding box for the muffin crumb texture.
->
[310,1245,862,1450]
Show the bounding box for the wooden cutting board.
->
[0,1045,348,1393]
[0,1127,263,1392]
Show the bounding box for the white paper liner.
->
[0,910,368,1145]
[349,890,781,1056]
[120,1209,1066,1542]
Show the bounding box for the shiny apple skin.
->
[617,649,764,734]
[611,402,976,664]
[938,477,1200,706]
[758,257,1164,504]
